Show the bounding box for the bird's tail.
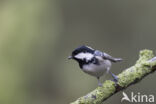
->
[111,58,122,63]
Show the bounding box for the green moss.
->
[117,66,136,87]
[118,49,155,87]
[71,80,116,104]
[137,49,154,64]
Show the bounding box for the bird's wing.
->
[94,50,122,62]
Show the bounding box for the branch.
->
[71,49,156,104]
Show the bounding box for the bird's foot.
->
[98,83,103,87]
[111,75,118,86]
[97,77,103,87]
[113,75,118,83]
[110,72,118,82]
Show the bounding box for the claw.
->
[109,71,118,84]
[98,82,103,87]
[112,74,118,82]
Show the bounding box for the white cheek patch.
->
[86,46,94,50]
[75,52,94,60]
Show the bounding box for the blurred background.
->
[0,0,156,104]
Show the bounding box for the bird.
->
[68,45,122,86]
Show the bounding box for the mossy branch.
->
[71,49,156,104]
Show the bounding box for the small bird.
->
[68,45,122,86]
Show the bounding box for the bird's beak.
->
[68,56,73,59]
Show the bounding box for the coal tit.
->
[68,45,122,86]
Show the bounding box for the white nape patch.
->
[86,46,94,50]
[75,52,94,60]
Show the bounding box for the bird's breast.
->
[82,60,111,77]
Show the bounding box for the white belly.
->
[82,60,111,77]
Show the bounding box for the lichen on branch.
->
[71,49,156,104]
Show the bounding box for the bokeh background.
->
[0,0,156,104]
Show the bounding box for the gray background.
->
[0,0,156,104]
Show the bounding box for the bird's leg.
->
[97,77,102,87]
[109,71,118,83]
[107,67,118,83]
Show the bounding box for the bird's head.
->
[68,45,95,64]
